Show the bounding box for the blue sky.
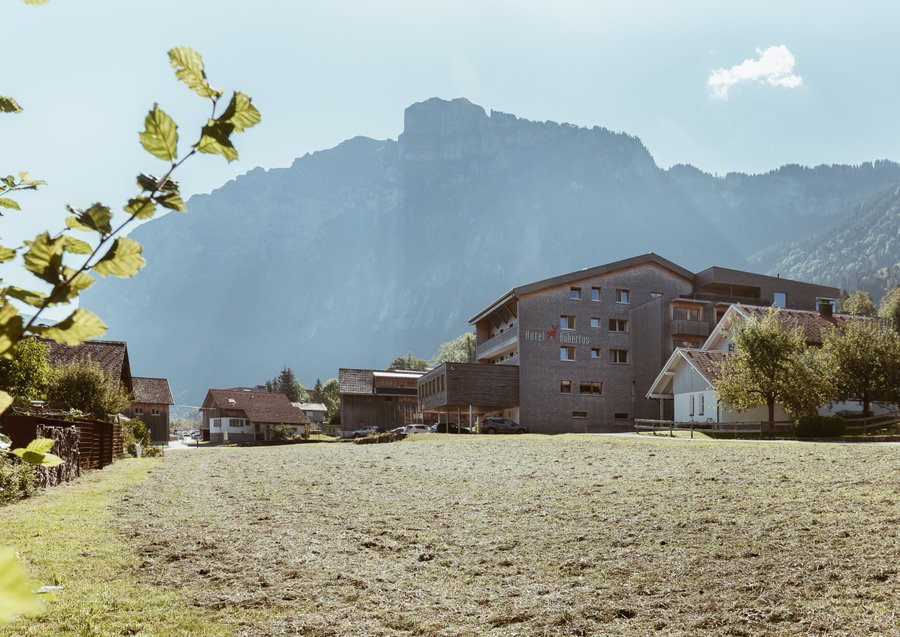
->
[4,0,900,269]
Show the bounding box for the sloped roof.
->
[734,305,863,345]
[680,349,730,384]
[132,377,173,405]
[294,402,327,412]
[339,368,374,395]
[469,252,694,324]
[42,338,132,391]
[206,389,308,424]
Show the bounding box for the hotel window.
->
[560,314,576,330]
[570,287,582,300]
[773,291,787,308]
[560,380,572,394]
[590,317,601,328]
[590,347,601,359]
[560,346,576,361]
[608,318,628,332]
[579,381,603,395]
[672,306,701,321]
[610,349,629,364]
[616,288,630,304]
[572,411,588,419]
[591,286,601,302]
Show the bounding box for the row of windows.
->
[419,375,445,398]
[210,418,246,430]
[560,380,603,395]
[689,394,706,416]
[559,315,629,332]
[571,411,630,419]
[133,407,161,417]
[561,346,628,363]
[569,286,631,304]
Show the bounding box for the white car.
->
[403,424,431,435]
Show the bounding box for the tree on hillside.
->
[430,332,476,366]
[879,286,900,331]
[388,352,428,371]
[45,359,131,419]
[839,290,878,316]
[715,309,827,427]
[265,367,307,402]
[820,319,900,415]
[0,337,49,403]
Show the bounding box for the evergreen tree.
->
[311,378,324,404]
[266,367,306,402]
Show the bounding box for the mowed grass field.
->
[2,434,897,636]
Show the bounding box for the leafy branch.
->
[0,46,260,414]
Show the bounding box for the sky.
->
[4,0,900,284]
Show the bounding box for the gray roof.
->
[132,377,173,405]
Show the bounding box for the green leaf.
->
[0,392,12,417]
[92,237,145,278]
[139,104,179,162]
[168,47,221,98]
[195,119,237,162]
[56,268,95,300]
[23,232,65,285]
[221,91,261,132]
[63,236,93,255]
[136,173,177,193]
[0,198,21,210]
[25,438,56,455]
[124,197,157,220]
[0,244,15,263]
[0,432,10,449]
[1,176,15,188]
[0,96,23,113]
[0,548,41,624]
[11,448,64,468]
[154,191,186,212]
[4,287,47,308]
[74,203,113,236]
[0,303,24,359]
[33,308,106,345]
[65,215,91,232]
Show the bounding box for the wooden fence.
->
[634,418,795,438]
[842,411,900,434]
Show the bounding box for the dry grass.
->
[99,434,899,636]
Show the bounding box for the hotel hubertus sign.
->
[524,326,591,345]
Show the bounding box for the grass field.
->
[2,434,897,636]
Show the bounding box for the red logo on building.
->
[546,325,558,341]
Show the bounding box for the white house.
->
[646,303,877,423]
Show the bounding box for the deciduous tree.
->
[0,337,49,402]
[715,309,826,426]
[430,332,476,366]
[45,359,131,419]
[839,290,877,316]
[820,318,900,415]
[388,352,428,371]
[879,286,900,331]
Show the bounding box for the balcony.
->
[476,325,519,361]
[671,319,710,338]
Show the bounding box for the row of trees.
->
[0,338,131,419]
[388,332,476,371]
[839,287,900,327]
[716,306,900,425]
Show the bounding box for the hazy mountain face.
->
[81,97,900,405]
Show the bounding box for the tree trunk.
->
[767,399,775,429]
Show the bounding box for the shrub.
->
[122,419,151,457]
[141,444,164,458]
[796,415,847,438]
[271,425,295,442]
[46,359,131,419]
[0,455,37,506]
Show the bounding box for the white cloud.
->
[708,45,802,100]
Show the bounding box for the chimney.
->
[818,300,833,318]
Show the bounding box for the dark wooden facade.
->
[0,414,118,474]
[123,402,170,444]
[418,363,519,412]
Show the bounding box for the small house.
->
[200,389,309,442]
[123,377,173,444]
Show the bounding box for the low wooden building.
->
[123,377,173,444]
[418,363,520,427]
[200,388,309,442]
[339,369,427,435]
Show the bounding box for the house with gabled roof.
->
[123,377,173,444]
[199,388,309,442]
[43,338,133,394]
[646,303,877,423]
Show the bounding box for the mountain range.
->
[81,97,900,406]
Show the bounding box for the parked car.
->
[432,423,471,434]
[389,426,408,435]
[480,417,528,434]
[350,425,384,438]
[403,424,432,435]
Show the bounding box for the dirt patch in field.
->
[114,435,899,636]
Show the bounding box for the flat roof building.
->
[421,253,840,434]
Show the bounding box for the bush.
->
[0,455,37,506]
[271,425,295,442]
[796,415,847,438]
[122,419,151,457]
[141,444,164,458]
